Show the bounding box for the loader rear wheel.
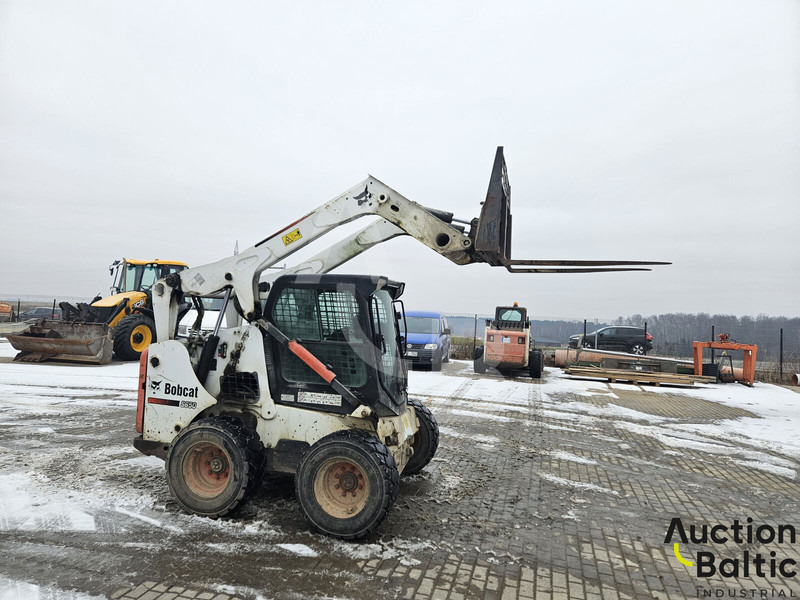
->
[166,417,264,518]
[473,347,486,374]
[114,314,155,361]
[404,398,439,475]
[529,349,544,379]
[295,430,399,540]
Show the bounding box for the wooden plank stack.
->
[562,365,716,387]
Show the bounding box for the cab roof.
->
[124,259,188,267]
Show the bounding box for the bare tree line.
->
[612,313,799,360]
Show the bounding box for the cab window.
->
[271,287,367,388]
[499,308,523,322]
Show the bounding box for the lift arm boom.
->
[153,177,474,339]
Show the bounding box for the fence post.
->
[644,321,648,355]
[711,325,715,364]
[780,328,784,381]
[473,314,478,358]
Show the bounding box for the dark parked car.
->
[19,306,62,321]
[568,326,653,355]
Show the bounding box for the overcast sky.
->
[1,1,798,320]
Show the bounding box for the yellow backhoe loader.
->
[7,259,187,364]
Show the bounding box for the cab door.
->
[597,328,616,351]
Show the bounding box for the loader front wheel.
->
[295,430,399,540]
[404,398,439,475]
[114,314,155,361]
[166,417,264,518]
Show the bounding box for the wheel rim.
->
[182,442,231,498]
[130,324,152,352]
[313,457,369,519]
[632,344,644,355]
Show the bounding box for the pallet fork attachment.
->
[472,147,670,273]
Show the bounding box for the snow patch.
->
[539,473,619,496]
[331,538,434,565]
[114,507,183,532]
[277,543,318,557]
[437,426,499,446]
[448,409,513,423]
[0,473,96,532]
[730,460,796,480]
[550,451,598,466]
[0,578,105,600]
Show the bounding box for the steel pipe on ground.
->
[719,365,745,383]
[554,347,623,367]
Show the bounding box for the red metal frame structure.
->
[692,341,758,387]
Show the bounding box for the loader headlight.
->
[424,343,438,350]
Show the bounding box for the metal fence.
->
[444,312,800,382]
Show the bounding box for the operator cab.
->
[493,305,528,330]
[110,259,187,295]
[262,274,408,418]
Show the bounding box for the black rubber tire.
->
[114,313,156,361]
[295,430,399,540]
[473,347,486,374]
[629,343,646,355]
[442,346,450,363]
[529,349,544,379]
[404,399,439,476]
[432,351,443,371]
[165,416,264,518]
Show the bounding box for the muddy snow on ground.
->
[1,339,799,598]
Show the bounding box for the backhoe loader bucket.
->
[6,320,113,364]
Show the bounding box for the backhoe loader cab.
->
[109,259,185,296]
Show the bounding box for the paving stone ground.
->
[2,361,799,600]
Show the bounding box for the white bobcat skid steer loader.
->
[134,147,667,539]
[137,273,431,539]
